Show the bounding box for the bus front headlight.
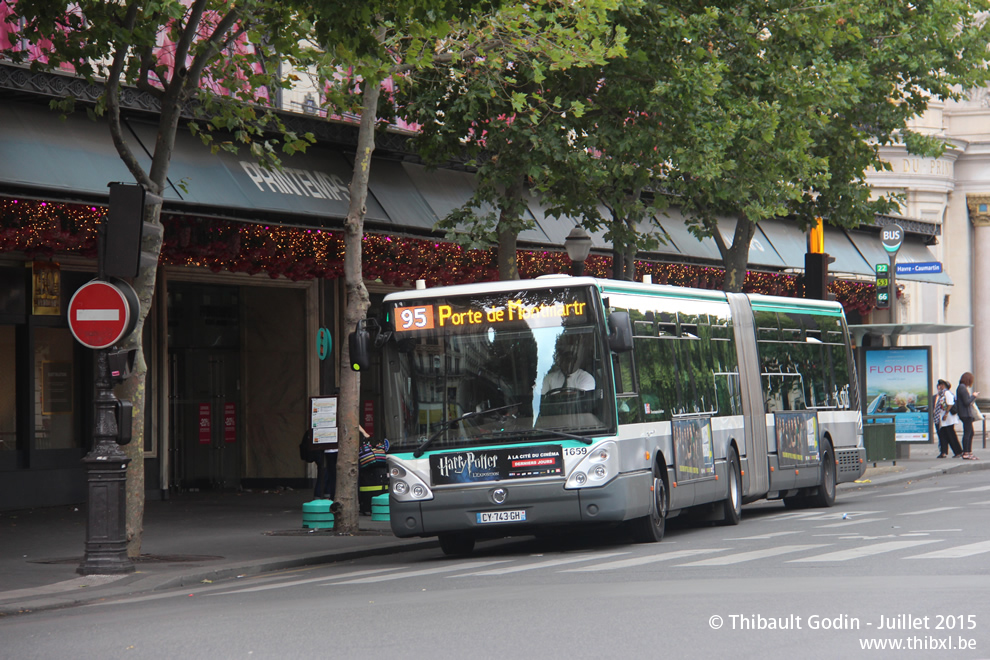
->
[565,442,619,489]
[388,459,434,502]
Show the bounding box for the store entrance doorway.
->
[167,283,241,491]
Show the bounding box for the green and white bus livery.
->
[351,276,865,556]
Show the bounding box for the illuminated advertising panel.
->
[863,347,932,443]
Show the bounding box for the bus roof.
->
[383,275,846,317]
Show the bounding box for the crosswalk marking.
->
[906,540,990,559]
[561,548,727,572]
[453,552,629,576]
[678,544,827,566]
[725,531,801,540]
[213,567,402,594]
[951,485,990,493]
[878,487,950,498]
[815,517,887,528]
[333,560,510,584]
[898,507,960,516]
[788,539,940,562]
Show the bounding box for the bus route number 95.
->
[396,305,435,332]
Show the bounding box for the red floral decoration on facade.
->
[0,198,877,317]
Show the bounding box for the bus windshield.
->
[382,286,614,452]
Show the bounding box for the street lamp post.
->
[564,226,592,276]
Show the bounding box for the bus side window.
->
[613,350,643,424]
[633,336,671,420]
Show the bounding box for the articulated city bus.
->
[352,276,865,555]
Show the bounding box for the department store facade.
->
[0,63,968,511]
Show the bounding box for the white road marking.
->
[333,560,510,584]
[452,552,630,576]
[562,549,727,572]
[898,507,960,516]
[788,539,941,562]
[815,517,888,528]
[725,531,801,540]
[906,540,990,559]
[212,567,403,594]
[678,545,827,566]
[877,487,951,497]
[951,485,990,493]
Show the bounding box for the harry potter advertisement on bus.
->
[863,347,932,443]
[430,445,565,485]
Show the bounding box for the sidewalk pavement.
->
[2,441,988,617]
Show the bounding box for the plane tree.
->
[656,0,990,292]
[395,0,627,280]
[3,0,320,554]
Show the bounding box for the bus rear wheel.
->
[630,472,666,543]
[811,441,836,508]
[438,533,475,557]
[720,447,742,525]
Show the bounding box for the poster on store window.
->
[863,346,931,443]
[310,396,338,448]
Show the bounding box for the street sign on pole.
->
[881,224,903,328]
[67,279,139,349]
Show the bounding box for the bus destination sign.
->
[394,298,588,333]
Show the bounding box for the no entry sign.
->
[68,279,139,349]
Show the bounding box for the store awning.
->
[846,230,951,285]
[0,100,141,198]
[401,162,552,244]
[365,160,438,230]
[125,119,391,223]
[758,219,874,277]
[654,209,722,262]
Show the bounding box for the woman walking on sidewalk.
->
[934,379,963,458]
[957,372,980,460]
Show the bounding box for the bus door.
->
[725,293,769,496]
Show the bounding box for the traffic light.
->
[875,264,890,309]
[102,183,163,279]
[804,253,833,300]
[809,217,825,254]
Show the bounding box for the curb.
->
[0,538,438,618]
[839,459,990,491]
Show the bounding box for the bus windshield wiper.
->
[412,404,519,458]
[471,427,595,445]
[522,428,594,444]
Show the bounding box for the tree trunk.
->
[717,214,757,293]
[494,183,522,280]
[117,196,164,556]
[334,80,381,534]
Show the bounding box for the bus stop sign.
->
[68,279,139,349]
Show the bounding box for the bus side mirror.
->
[348,320,374,372]
[607,311,633,353]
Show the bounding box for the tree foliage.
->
[395,0,627,279]
[2,0,319,553]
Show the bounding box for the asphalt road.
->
[4,472,990,660]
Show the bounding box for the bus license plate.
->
[477,510,526,524]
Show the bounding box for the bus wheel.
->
[630,472,666,543]
[811,441,836,508]
[438,533,475,557]
[720,448,742,525]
